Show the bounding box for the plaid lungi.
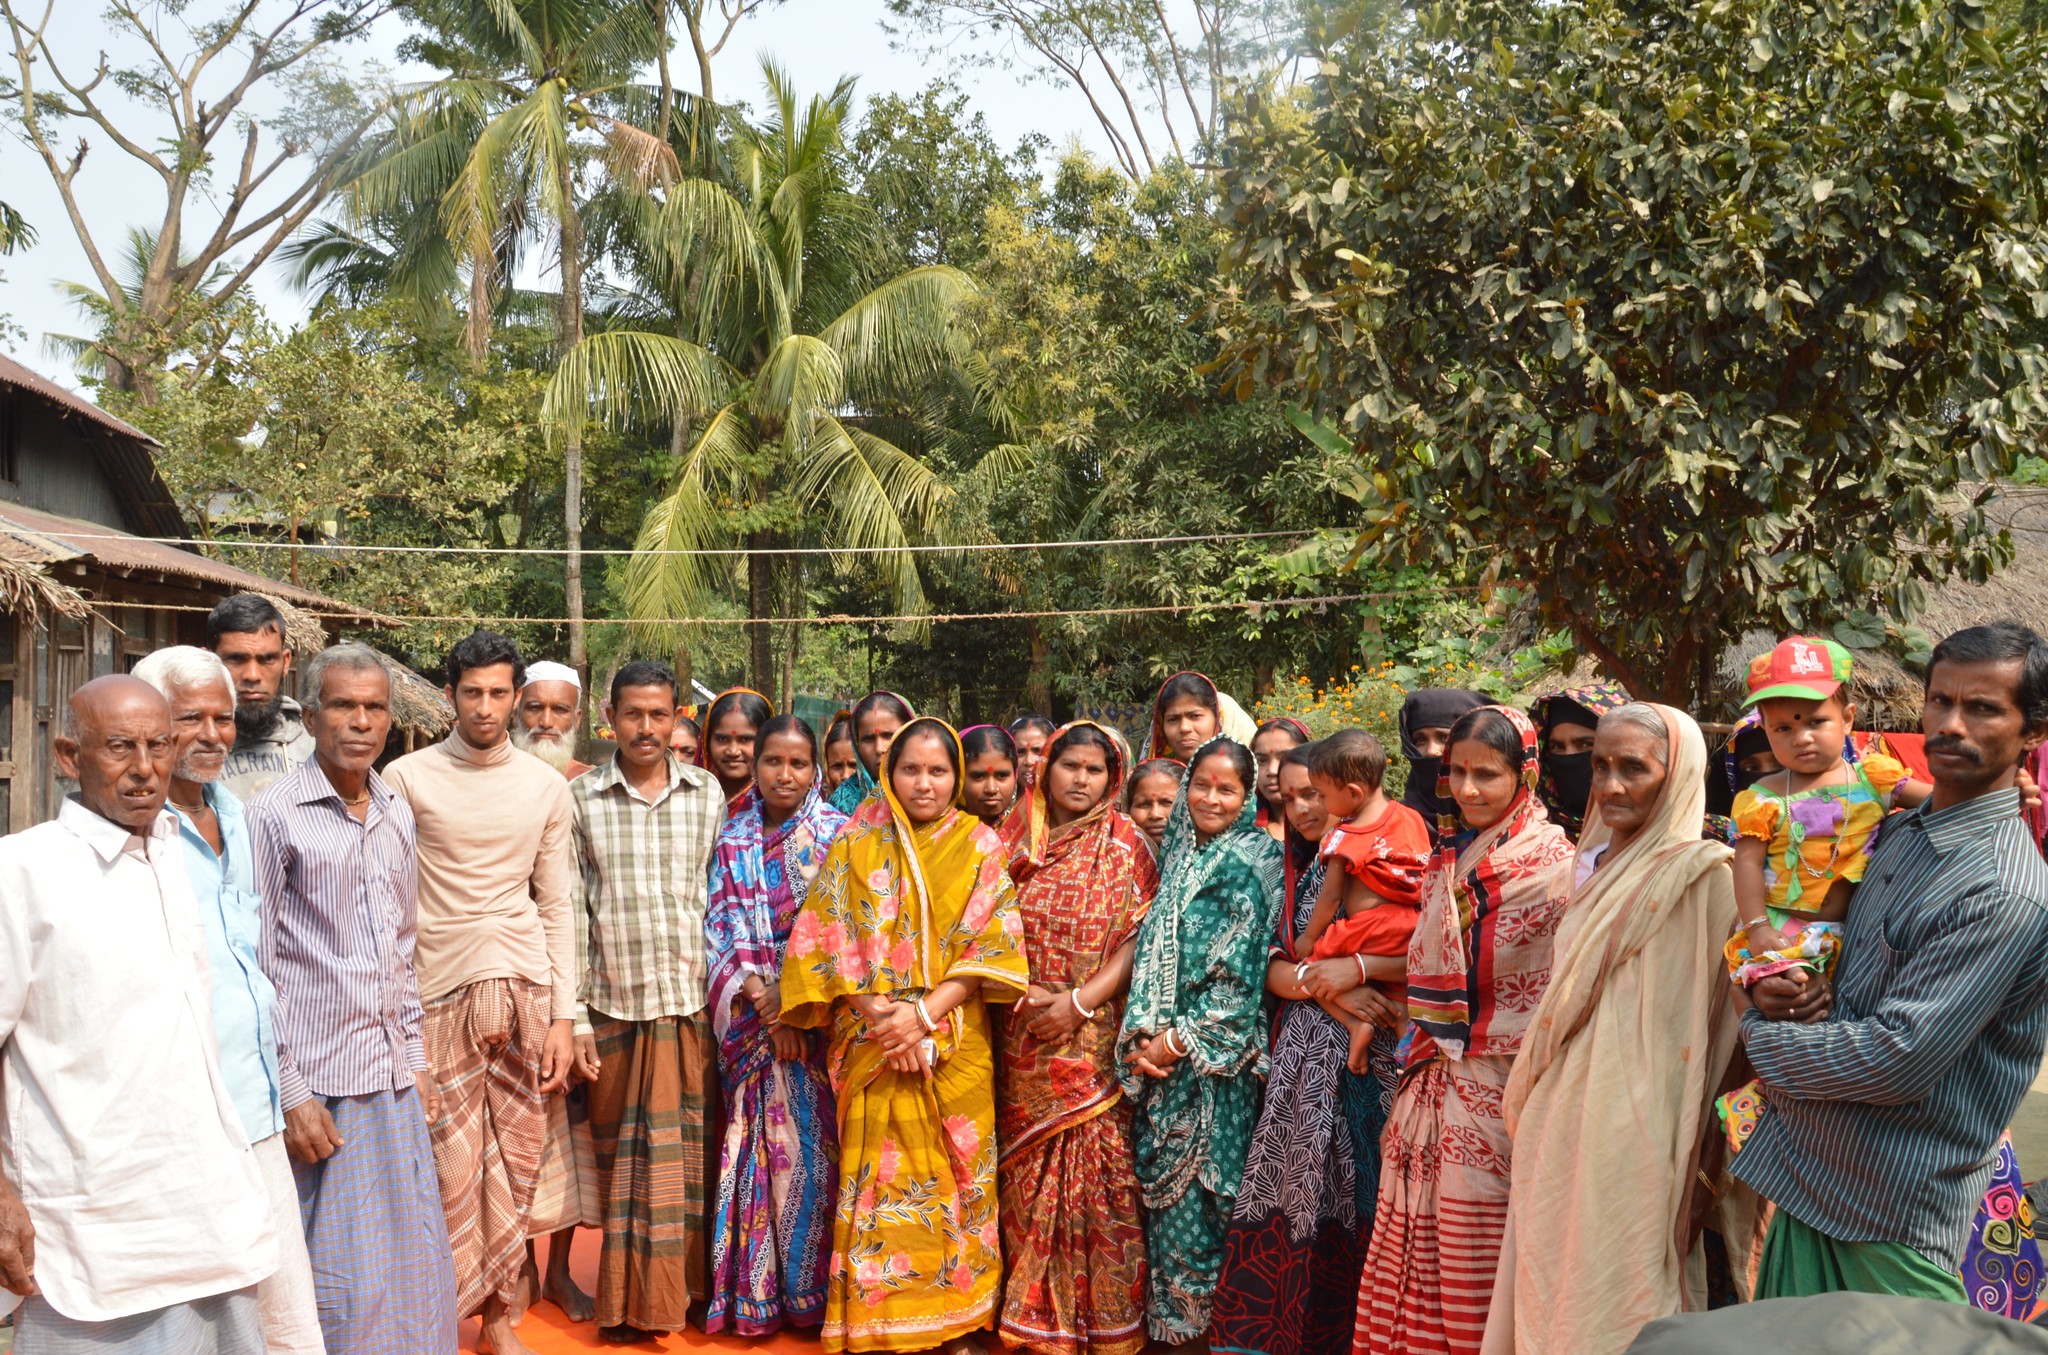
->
[588,1011,717,1331]
[294,1087,459,1354]
[528,1085,601,1236]
[424,976,552,1316]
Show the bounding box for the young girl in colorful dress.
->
[1720,636,1926,1149]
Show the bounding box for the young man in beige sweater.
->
[385,631,577,1355]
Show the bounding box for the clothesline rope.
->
[93,585,1489,627]
[52,527,1340,558]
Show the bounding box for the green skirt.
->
[1757,1209,1966,1304]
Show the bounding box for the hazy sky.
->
[0,0,1117,385]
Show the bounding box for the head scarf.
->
[1493,708,1757,1335]
[699,686,776,809]
[1117,736,1282,1069]
[783,718,1027,1040]
[1397,689,1489,834]
[705,783,848,1042]
[1529,683,1630,840]
[1147,671,1260,759]
[826,690,917,817]
[997,722,1159,1153]
[1404,706,1575,1066]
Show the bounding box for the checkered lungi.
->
[587,1011,717,1332]
[423,976,552,1316]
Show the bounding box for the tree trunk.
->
[557,155,589,684]
[747,534,775,694]
[467,259,493,363]
[672,636,694,699]
[780,558,802,713]
[1025,619,1052,715]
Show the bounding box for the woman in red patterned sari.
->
[996,722,1160,1355]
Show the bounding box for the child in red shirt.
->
[1296,729,1432,1072]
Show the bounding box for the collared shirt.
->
[0,798,276,1321]
[221,694,316,803]
[572,754,724,1027]
[1735,786,2048,1270]
[171,781,285,1144]
[248,759,428,1108]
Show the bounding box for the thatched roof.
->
[1503,487,2048,730]
[259,593,332,656]
[387,660,453,736]
[0,555,93,622]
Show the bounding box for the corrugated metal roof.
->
[0,356,188,539]
[0,498,384,620]
[0,355,158,447]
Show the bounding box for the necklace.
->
[339,788,372,808]
[170,796,209,816]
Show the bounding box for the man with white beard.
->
[507,658,598,1323]
[513,661,591,780]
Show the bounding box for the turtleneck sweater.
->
[384,732,579,1020]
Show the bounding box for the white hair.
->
[133,645,236,708]
[1598,703,1670,764]
[302,643,391,713]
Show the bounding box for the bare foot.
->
[542,1230,594,1323]
[508,1245,539,1326]
[598,1323,660,1345]
[477,1296,539,1355]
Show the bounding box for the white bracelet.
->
[1069,989,1096,1021]
[1295,961,1311,987]
[915,997,938,1032]
[1356,954,1371,985]
[1163,1028,1188,1058]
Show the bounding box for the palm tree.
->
[341,0,669,679]
[546,63,1008,696]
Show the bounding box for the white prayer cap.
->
[524,660,581,692]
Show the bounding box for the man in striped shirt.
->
[1734,622,2048,1301]
[249,644,459,1355]
[571,660,725,1342]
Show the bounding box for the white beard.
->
[513,724,575,774]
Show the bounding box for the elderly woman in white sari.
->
[1483,703,1767,1355]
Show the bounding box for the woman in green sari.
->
[1117,735,1284,1348]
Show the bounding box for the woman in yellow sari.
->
[783,717,1032,1354]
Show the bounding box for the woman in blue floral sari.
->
[704,713,850,1334]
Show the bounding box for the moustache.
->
[1925,735,1982,765]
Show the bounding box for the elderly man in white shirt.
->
[0,674,277,1354]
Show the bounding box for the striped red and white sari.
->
[1353,707,1574,1355]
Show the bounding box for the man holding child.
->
[1735,622,2048,1300]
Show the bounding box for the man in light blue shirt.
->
[136,646,324,1355]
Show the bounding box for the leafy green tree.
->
[117,305,520,655]
[545,65,998,700]
[849,80,1045,269]
[1217,0,2048,702]
[862,153,1371,718]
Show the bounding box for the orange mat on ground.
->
[465,1229,820,1355]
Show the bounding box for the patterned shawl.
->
[1146,671,1261,759]
[1404,705,1576,1067]
[996,721,1159,1156]
[1529,682,1630,839]
[705,783,848,1042]
[1117,735,1283,1081]
[783,719,1029,1052]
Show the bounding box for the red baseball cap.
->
[1744,635,1854,707]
